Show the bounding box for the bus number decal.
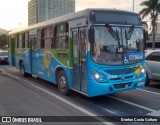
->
[107,75,118,80]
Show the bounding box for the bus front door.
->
[30,36,37,76]
[72,28,87,92]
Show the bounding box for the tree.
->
[139,0,160,49]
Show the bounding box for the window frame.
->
[54,23,69,50]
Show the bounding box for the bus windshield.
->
[91,25,144,65]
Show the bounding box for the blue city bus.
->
[8,9,146,97]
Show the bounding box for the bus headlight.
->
[136,68,145,78]
[95,73,100,79]
[91,72,107,82]
[141,69,145,73]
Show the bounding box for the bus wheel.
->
[57,70,70,95]
[145,73,150,86]
[20,62,27,77]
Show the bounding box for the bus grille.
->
[110,76,134,81]
[105,67,137,75]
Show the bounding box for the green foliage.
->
[0,34,7,49]
[139,0,160,49]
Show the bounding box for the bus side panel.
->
[15,48,31,74]
[32,49,73,89]
[21,49,32,74]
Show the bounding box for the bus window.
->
[22,33,25,48]
[51,26,54,48]
[16,34,19,48]
[25,32,29,48]
[55,23,68,49]
[30,37,36,50]
[19,34,22,48]
[41,29,45,49]
[37,29,41,49]
[80,29,86,58]
[72,30,78,58]
[44,27,52,49]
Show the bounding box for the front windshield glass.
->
[122,27,144,64]
[91,25,144,65]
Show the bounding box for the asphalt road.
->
[0,65,160,125]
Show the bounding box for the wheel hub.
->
[60,76,67,89]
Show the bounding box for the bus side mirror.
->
[89,28,95,43]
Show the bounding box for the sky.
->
[0,0,146,31]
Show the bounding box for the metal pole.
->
[133,0,134,12]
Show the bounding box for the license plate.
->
[138,82,144,86]
[125,84,129,88]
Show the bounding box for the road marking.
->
[95,105,120,115]
[137,89,160,96]
[22,79,114,125]
[108,96,160,116]
[147,110,160,116]
[108,95,155,112]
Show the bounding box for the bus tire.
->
[57,70,70,95]
[20,61,27,77]
[145,73,150,86]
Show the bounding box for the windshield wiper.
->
[125,29,128,49]
[124,25,135,50]
[126,25,135,40]
[105,24,120,49]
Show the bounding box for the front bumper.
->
[87,75,146,97]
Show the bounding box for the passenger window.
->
[16,34,19,48]
[19,34,22,48]
[55,23,68,49]
[146,52,160,62]
[22,33,25,48]
[41,29,45,49]
[44,26,53,49]
[25,32,29,48]
[37,29,41,49]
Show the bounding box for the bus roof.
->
[8,8,140,35]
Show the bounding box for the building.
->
[28,0,37,26]
[156,22,160,34]
[28,0,75,26]
[0,28,8,35]
[146,22,160,48]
